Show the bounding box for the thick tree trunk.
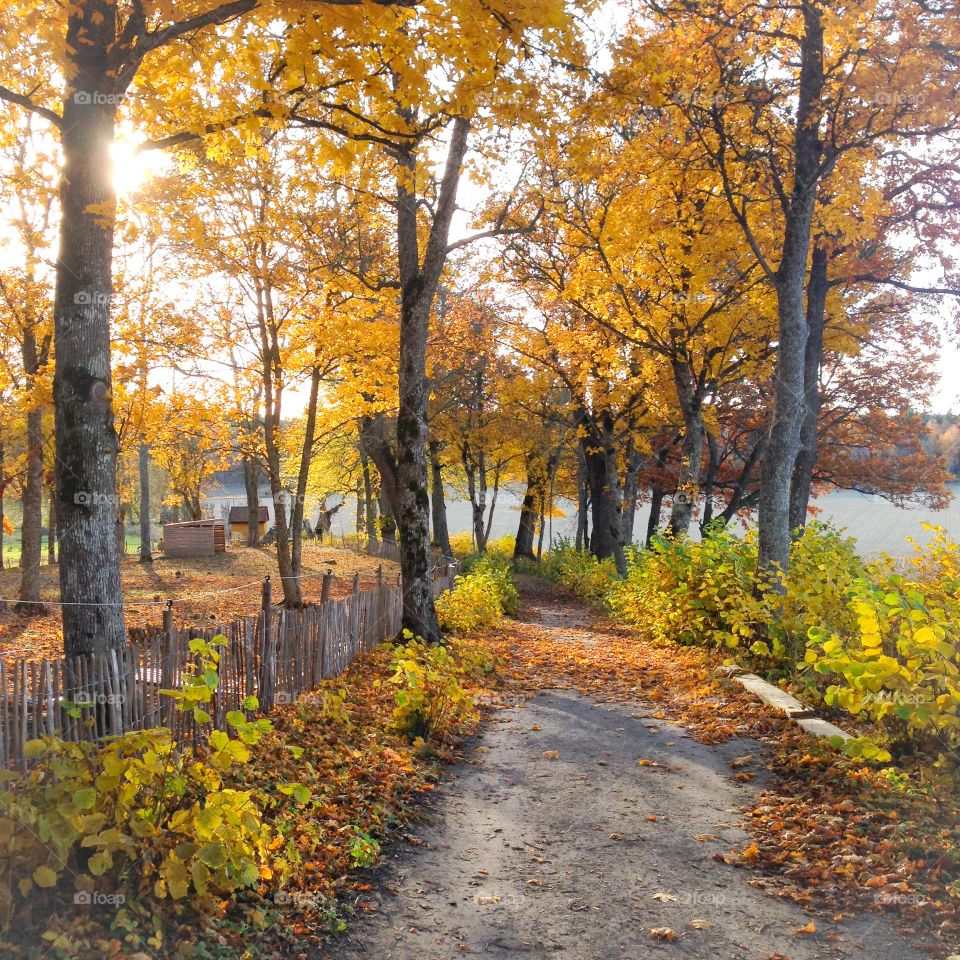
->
[54,29,125,655]
[582,413,627,575]
[392,116,470,641]
[789,242,828,534]
[666,360,705,538]
[756,0,824,582]
[514,466,541,561]
[17,404,44,609]
[428,442,452,559]
[243,457,261,546]
[138,442,152,562]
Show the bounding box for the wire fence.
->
[0,565,457,772]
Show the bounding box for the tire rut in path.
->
[319,591,927,960]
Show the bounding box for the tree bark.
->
[360,447,380,552]
[17,403,44,610]
[582,412,627,575]
[428,441,452,559]
[53,17,125,654]
[393,116,471,641]
[138,442,152,562]
[47,479,57,565]
[243,456,261,546]
[514,463,542,560]
[789,241,828,534]
[666,360,705,538]
[575,442,589,551]
[646,487,665,548]
[756,0,824,582]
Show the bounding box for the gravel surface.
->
[319,595,929,960]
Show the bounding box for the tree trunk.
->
[47,481,57,565]
[138,442,152,562]
[666,360,705,538]
[392,116,470,641]
[646,487,665,548]
[700,432,719,533]
[582,413,627,575]
[243,456,261,546]
[53,30,127,655]
[361,448,380,552]
[756,0,824,582]
[116,507,126,560]
[575,443,589,551]
[621,442,642,545]
[462,447,488,554]
[17,403,44,610]
[789,241,828,534]
[288,361,322,594]
[483,470,500,548]
[429,441,452,559]
[514,465,541,561]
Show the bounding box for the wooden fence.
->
[0,565,457,771]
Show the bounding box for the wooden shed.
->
[228,505,269,543]
[162,519,226,558]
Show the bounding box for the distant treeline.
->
[922,414,960,478]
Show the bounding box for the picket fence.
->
[0,565,457,771]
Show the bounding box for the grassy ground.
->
[0,542,397,663]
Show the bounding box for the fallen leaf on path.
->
[542,750,559,760]
[730,754,754,769]
[649,927,677,941]
[475,895,501,905]
[794,920,816,936]
[651,891,678,902]
[689,918,713,930]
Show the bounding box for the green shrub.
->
[386,633,479,742]
[805,525,960,760]
[0,636,299,931]
[436,558,518,634]
[540,542,618,602]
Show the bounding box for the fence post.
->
[161,601,176,727]
[261,576,275,711]
[351,572,360,653]
[321,570,333,604]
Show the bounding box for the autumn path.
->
[320,585,926,960]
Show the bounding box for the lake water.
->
[330,484,960,559]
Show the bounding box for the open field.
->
[330,484,960,559]
[0,543,397,664]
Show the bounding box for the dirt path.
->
[320,587,927,960]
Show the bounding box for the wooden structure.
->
[162,519,225,558]
[0,565,457,771]
[228,505,269,543]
